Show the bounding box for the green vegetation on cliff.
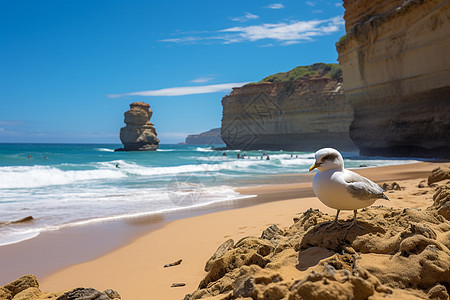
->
[257,63,342,84]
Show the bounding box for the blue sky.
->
[0,0,345,144]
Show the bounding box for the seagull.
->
[309,148,389,230]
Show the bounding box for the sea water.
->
[0,143,419,246]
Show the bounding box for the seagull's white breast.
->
[312,169,377,210]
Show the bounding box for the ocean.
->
[0,143,419,246]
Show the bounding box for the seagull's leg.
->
[343,210,364,230]
[322,210,344,229]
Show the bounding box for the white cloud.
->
[221,16,344,43]
[265,3,285,9]
[313,9,323,13]
[305,1,315,6]
[108,82,251,98]
[230,12,259,22]
[190,76,214,83]
[161,16,344,46]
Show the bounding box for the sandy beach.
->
[4,161,438,299]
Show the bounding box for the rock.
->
[56,287,110,300]
[221,64,357,151]
[205,239,234,272]
[430,186,450,220]
[185,128,224,145]
[382,182,401,191]
[171,283,186,288]
[427,284,449,300]
[117,102,159,151]
[428,167,450,185]
[103,289,121,299]
[337,0,450,158]
[418,180,427,188]
[11,287,41,300]
[2,275,39,297]
[186,180,449,300]
[0,216,34,226]
[260,224,283,241]
[164,259,182,268]
[233,276,255,298]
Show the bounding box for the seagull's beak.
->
[309,162,321,172]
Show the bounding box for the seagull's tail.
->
[381,194,390,201]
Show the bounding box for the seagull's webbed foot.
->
[320,210,344,230]
[324,219,345,230]
[343,210,365,231]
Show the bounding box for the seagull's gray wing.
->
[343,170,388,201]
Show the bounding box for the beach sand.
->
[24,161,447,299]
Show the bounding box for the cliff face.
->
[337,0,450,157]
[185,128,224,145]
[221,68,356,151]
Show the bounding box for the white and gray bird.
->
[309,148,389,230]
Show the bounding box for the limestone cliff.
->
[221,64,356,151]
[117,102,159,151]
[185,128,224,145]
[337,0,450,158]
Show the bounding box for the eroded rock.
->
[186,175,450,300]
[117,102,159,151]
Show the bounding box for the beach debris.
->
[382,182,402,191]
[204,239,234,272]
[164,259,182,268]
[428,167,450,185]
[171,283,186,288]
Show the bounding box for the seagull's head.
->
[309,148,344,172]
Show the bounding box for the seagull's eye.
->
[322,155,330,161]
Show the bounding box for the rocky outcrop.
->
[185,174,450,300]
[0,275,121,300]
[337,0,450,158]
[117,102,159,151]
[221,64,356,151]
[185,128,224,145]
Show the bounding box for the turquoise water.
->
[0,143,418,246]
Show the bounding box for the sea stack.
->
[117,102,159,151]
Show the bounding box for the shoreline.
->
[1,161,447,299]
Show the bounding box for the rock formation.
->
[185,128,224,145]
[185,169,450,299]
[221,63,357,151]
[0,275,121,300]
[117,102,159,151]
[337,0,450,158]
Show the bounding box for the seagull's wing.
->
[343,170,388,201]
